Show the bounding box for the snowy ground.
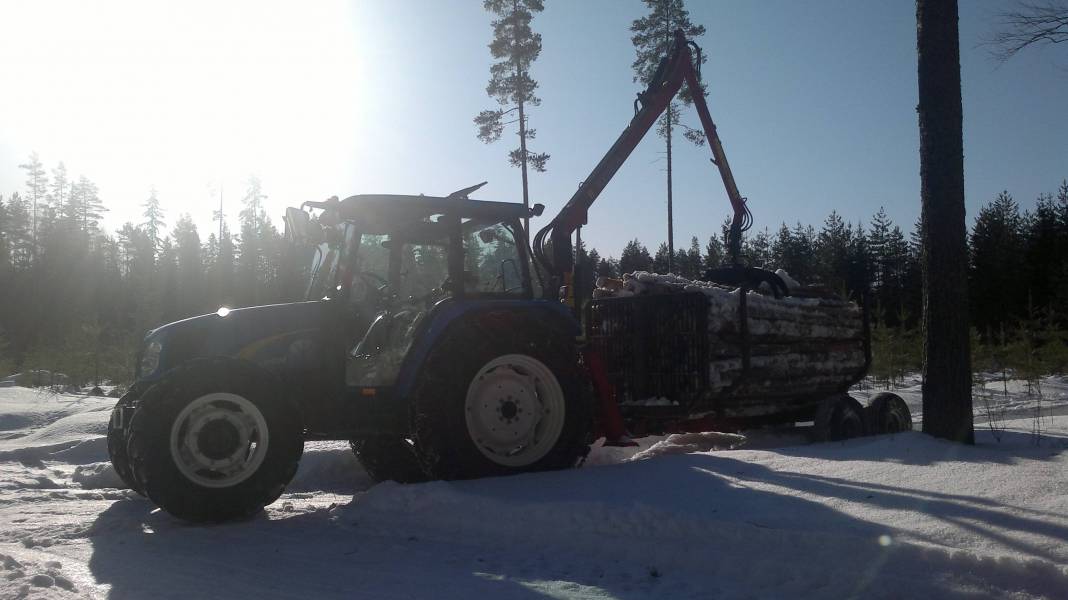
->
[1,378,1067,599]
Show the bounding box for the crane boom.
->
[532,29,754,304]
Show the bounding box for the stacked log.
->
[591,271,866,415]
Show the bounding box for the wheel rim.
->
[885,407,911,433]
[464,354,566,468]
[169,392,270,488]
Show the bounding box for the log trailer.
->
[107,30,911,523]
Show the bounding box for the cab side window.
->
[462,223,525,295]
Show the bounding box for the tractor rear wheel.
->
[866,392,913,435]
[412,322,591,480]
[126,358,304,522]
[812,394,867,442]
[350,437,428,483]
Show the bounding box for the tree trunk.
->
[916,0,973,443]
[666,106,674,273]
[518,98,530,235]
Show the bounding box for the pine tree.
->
[917,0,972,444]
[17,153,48,259]
[77,176,105,234]
[49,162,69,216]
[704,234,724,272]
[685,236,703,278]
[475,0,549,232]
[772,222,816,283]
[619,239,653,274]
[3,193,31,270]
[653,242,671,273]
[631,0,706,270]
[237,175,270,305]
[744,227,772,269]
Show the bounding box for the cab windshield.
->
[303,242,337,300]
[303,223,355,301]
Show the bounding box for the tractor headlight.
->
[140,339,163,377]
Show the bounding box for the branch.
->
[986,1,1068,62]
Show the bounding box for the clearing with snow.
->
[1,379,1066,599]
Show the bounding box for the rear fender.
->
[394,299,579,401]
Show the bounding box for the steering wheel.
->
[355,271,391,305]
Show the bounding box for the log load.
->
[588,271,867,419]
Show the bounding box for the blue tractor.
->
[108,189,594,522]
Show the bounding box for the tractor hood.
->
[138,301,335,380]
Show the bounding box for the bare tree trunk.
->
[518,98,530,235]
[666,106,674,273]
[917,0,973,444]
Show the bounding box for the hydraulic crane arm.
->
[532,29,754,300]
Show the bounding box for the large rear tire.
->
[812,394,867,442]
[412,320,591,480]
[126,358,304,523]
[350,437,428,484]
[866,392,913,435]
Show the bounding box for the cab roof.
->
[338,194,534,223]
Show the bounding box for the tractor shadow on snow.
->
[86,438,1068,599]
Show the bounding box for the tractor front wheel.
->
[126,359,304,522]
[106,390,143,495]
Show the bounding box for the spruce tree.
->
[142,187,165,256]
[619,239,653,274]
[631,0,706,270]
[704,234,724,271]
[475,0,549,232]
[172,214,204,317]
[969,191,1024,336]
[816,211,852,292]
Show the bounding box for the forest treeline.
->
[1,153,1066,385]
[0,154,304,384]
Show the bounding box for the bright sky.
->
[1,0,1066,257]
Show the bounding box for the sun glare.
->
[0,0,364,230]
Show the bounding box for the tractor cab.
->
[285,193,544,388]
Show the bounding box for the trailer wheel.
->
[413,321,591,480]
[126,358,304,523]
[866,392,913,435]
[106,391,143,495]
[350,437,428,483]
[812,394,867,442]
